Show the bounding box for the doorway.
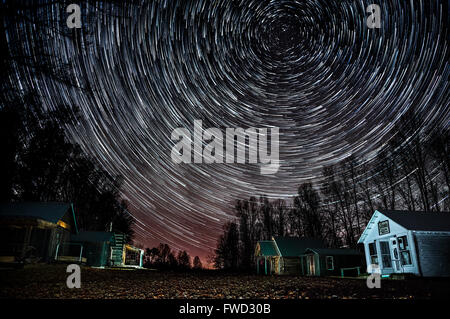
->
[307,255,315,275]
[389,237,401,273]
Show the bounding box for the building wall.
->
[281,257,302,275]
[0,222,69,262]
[414,233,450,277]
[82,242,111,267]
[318,254,363,276]
[304,254,320,276]
[256,256,279,275]
[50,227,71,261]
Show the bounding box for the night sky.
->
[5,0,449,261]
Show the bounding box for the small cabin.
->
[358,210,450,277]
[0,202,78,264]
[255,237,326,275]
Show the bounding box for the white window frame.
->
[326,256,334,271]
[368,242,378,265]
[379,241,392,268]
[398,235,412,266]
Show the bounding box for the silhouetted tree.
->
[193,256,202,270]
[213,221,240,271]
[144,247,160,268]
[273,199,287,237]
[177,250,191,270]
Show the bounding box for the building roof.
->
[257,241,279,256]
[380,210,450,231]
[273,237,325,256]
[305,248,362,256]
[0,202,72,224]
[71,231,115,244]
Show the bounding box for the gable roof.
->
[358,210,450,243]
[0,202,72,224]
[273,237,325,256]
[380,210,450,231]
[257,241,279,256]
[305,248,361,256]
[71,231,115,244]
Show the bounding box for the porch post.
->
[55,243,60,261]
[256,257,259,274]
[264,257,267,275]
[277,257,280,274]
[21,226,33,259]
[139,250,144,267]
[79,244,83,263]
[300,256,304,275]
[364,243,372,273]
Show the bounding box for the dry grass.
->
[1,264,449,299]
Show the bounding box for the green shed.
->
[70,231,115,267]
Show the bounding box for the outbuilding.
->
[0,202,78,264]
[110,233,144,268]
[358,210,450,277]
[69,231,144,268]
[69,231,116,267]
[255,237,325,275]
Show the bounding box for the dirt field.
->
[1,264,449,299]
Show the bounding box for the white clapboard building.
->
[358,210,450,277]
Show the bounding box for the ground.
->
[1,264,449,299]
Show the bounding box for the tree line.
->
[214,114,449,271]
[144,243,203,271]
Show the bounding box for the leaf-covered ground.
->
[1,264,449,299]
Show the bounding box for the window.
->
[398,236,412,265]
[398,236,407,250]
[326,256,334,270]
[378,220,390,235]
[380,241,392,268]
[368,242,378,265]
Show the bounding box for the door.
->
[389,237,401,273]
[307,255,315,275]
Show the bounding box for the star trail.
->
[4,0,449,260]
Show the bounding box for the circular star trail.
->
[5,0,449,259]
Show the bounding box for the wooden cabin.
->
[358,210,450,277]
[303,248,362,277]
[255,237,325,275]
[0,202,78,264]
